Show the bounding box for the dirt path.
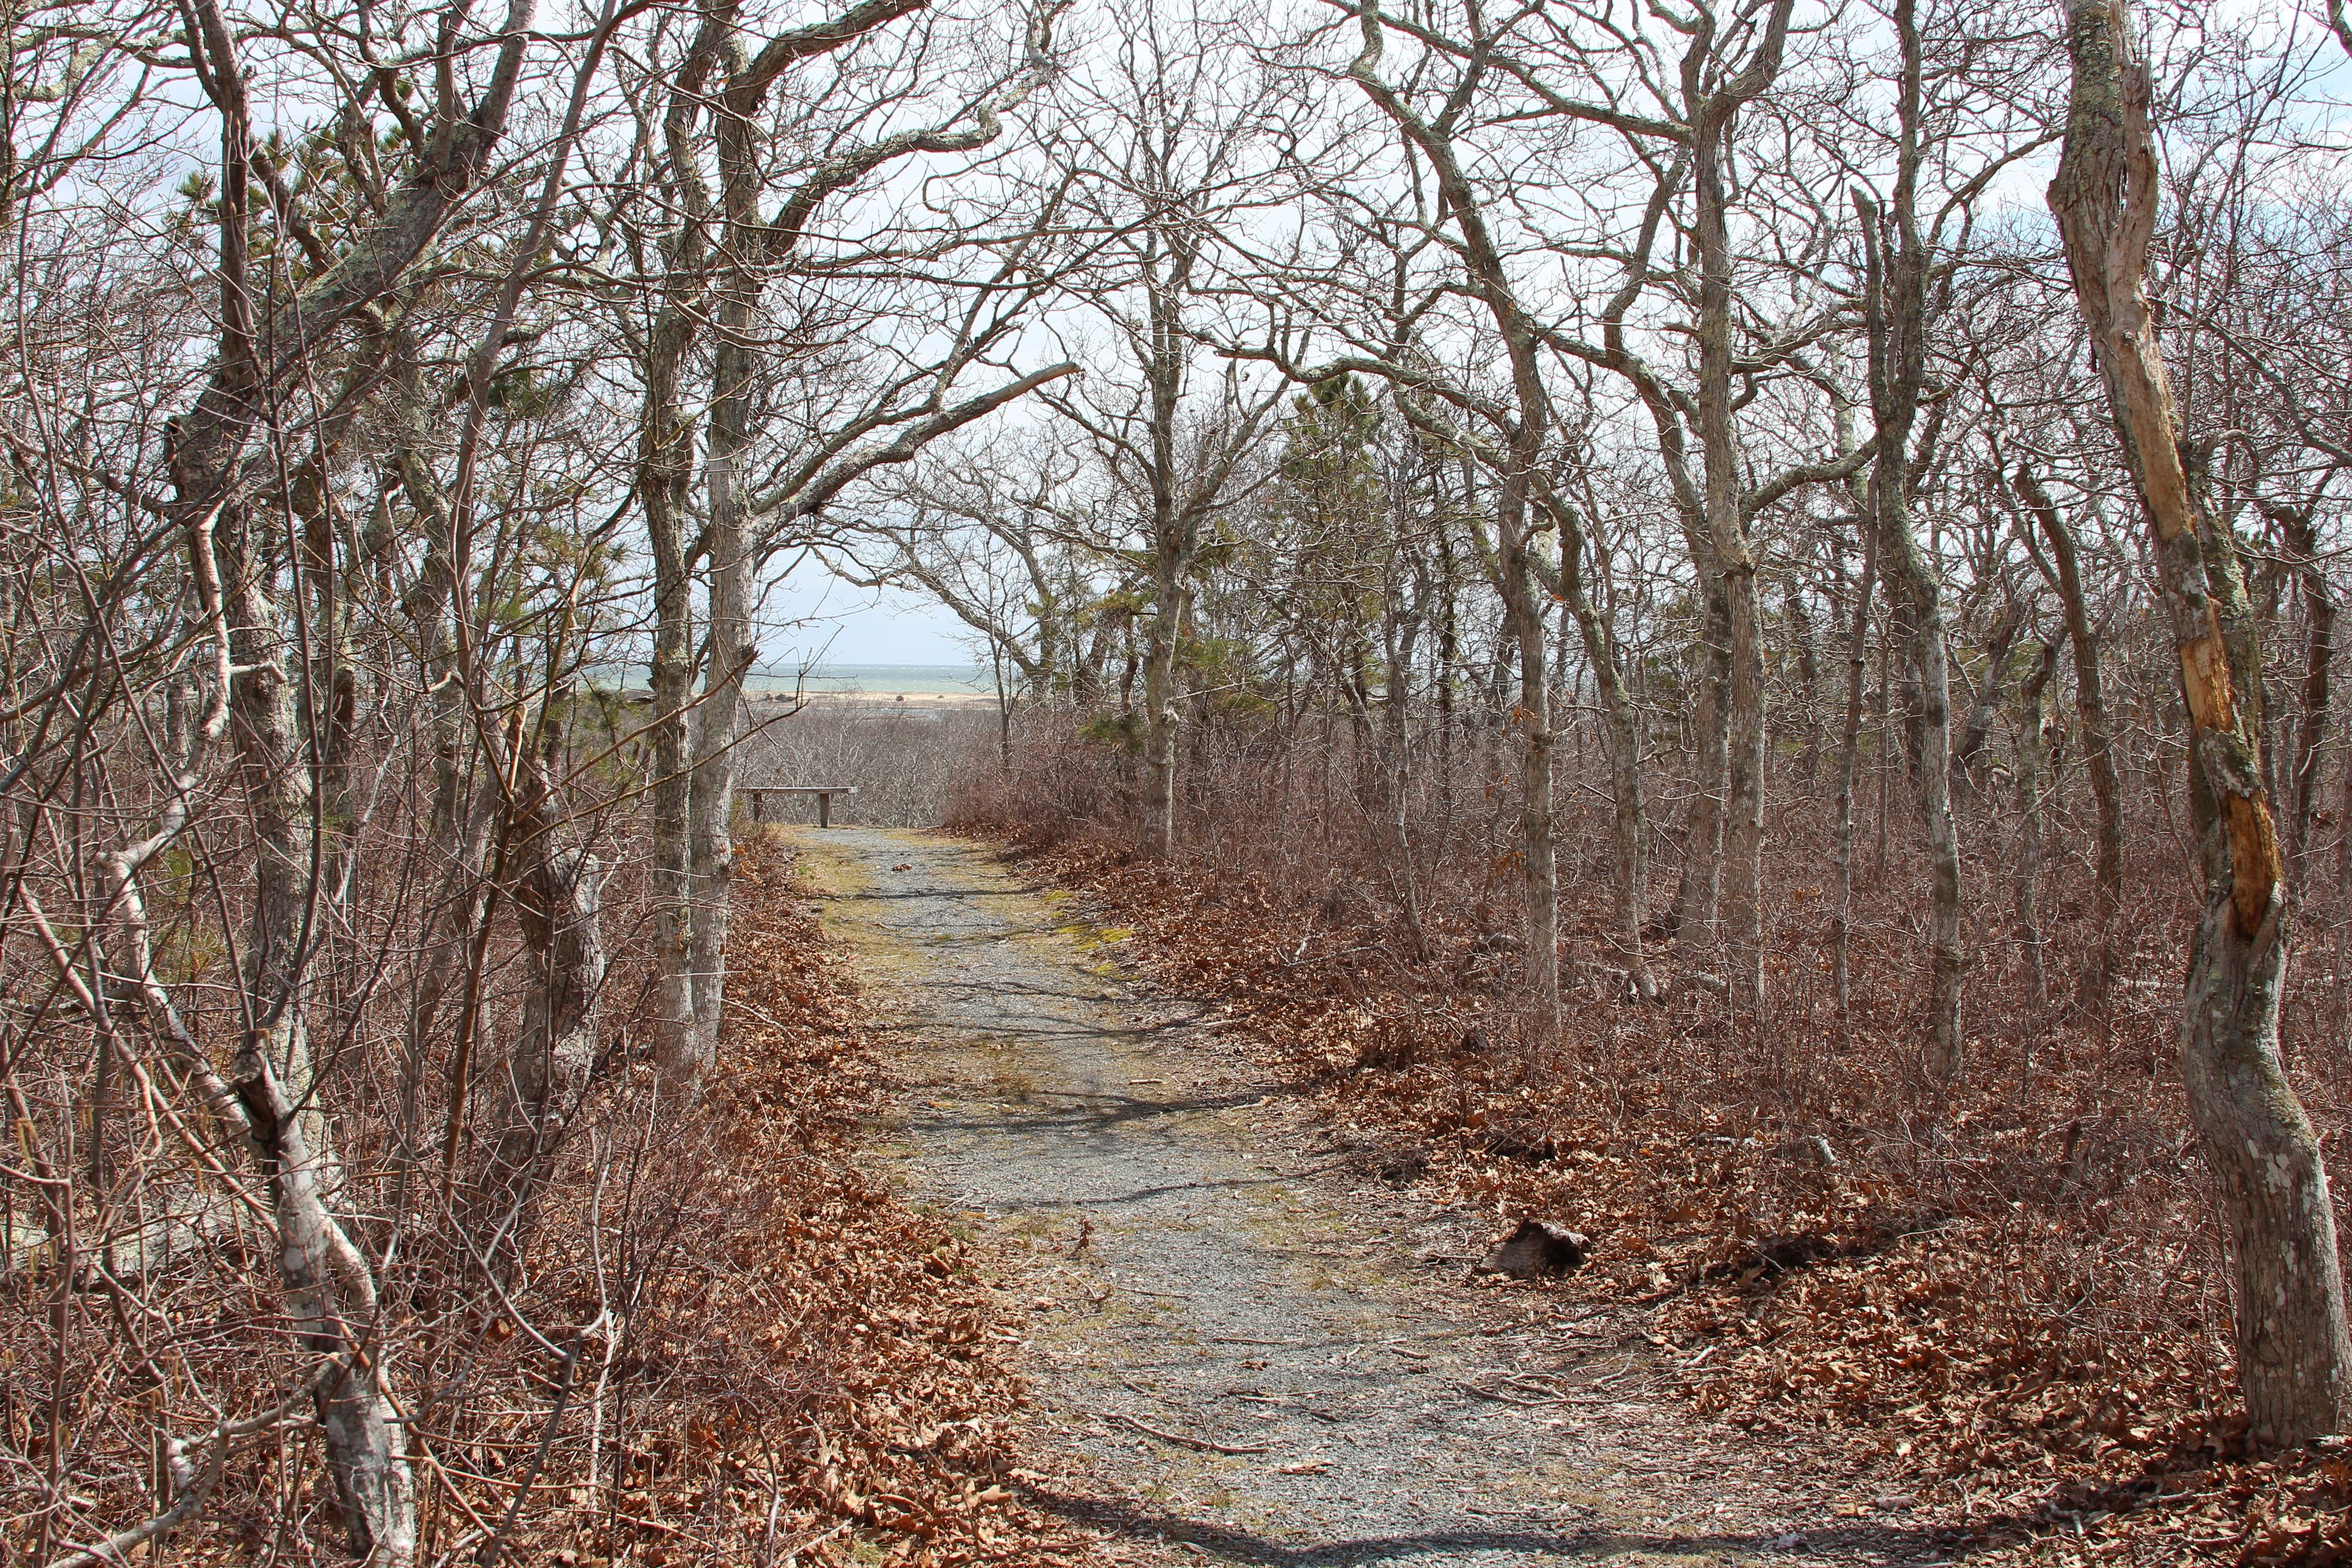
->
[791,827,1964,1568]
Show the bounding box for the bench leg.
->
[752,790,764,823]
[818,792,831,829]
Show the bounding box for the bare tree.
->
[621,0,1070,1085]
[1043,0,1293,858]
[155,0,540,1550]
[2051,0,2352,1446]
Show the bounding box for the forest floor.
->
[788,826,1973,1567]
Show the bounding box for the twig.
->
[52,1376,314,1567]
[604,1509,688,1536]
[1452,1379,1559,1407]
[1108,1281,1189,1300]
[1104,1411,1273,1455]
[780,1519,854,1563]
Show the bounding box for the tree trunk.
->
[2014,462,2124,1009]
[1858,123,1966,1077]
[1953,594,2032,797]
[1343,9,1605,1040]
[479,714,606,1243]
[1695,100,1767,1008]
[1789,581,1823,776]
[1833,508,1879,1039]
[634,10,730,1091]
[639,194,706,1088]
[1717,567,1768,1009]
[1141,568,1182,856]
[1504,489,1561,1039]
[2016,640,2060,1009]
[1138,246,1191,860]
[2053,0,2352,1445]
[2279,507,2333,891]
[159,6,442,1540]
[687,168,762,1060]
[389,338,501,1182]
[644,363,700,1086]
[1436,520,1459,829]
[1538,488,1654,999]
[206,502,416,1563]
[1885,589,1925,782]
[1379,586,1430,961]
[1670,593,1731,941]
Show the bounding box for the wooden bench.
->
[744,785,857,828]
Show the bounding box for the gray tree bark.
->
[2016,639,2060,1009]
[1668,598,1731,941]
[637,58,713,1087]
[2013,461,2124,1010]
[156,0,539,1544]
[2054,0,2352,1446]
[1534,488,1655,1000]
[1347,12,1564,1036]
[647,0,1066,1084]
[2274,505,2334,891]
[1686,1,1797,1010]
[1138,244,1193,859]
[1855,23,1966,1075]
[1832,503,1879,1039]
[478,712,606,1245]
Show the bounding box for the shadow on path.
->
[793,826,1966,1568]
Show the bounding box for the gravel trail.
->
[790,827,1964,1568]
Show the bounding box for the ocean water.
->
[744,663,993,696]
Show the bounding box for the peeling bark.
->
[2052,0,2352,1445]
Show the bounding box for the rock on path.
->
[792,827,1961,1568]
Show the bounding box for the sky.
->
[759,559,980,668]
[677,0,2352,680]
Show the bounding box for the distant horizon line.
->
[766,662,988,674]
[579,661,989,678]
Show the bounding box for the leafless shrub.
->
[737,703,1005,828]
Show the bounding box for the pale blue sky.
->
[760,559,978,667]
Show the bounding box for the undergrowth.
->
[516,828,1093,1566]
[947,731,2352,1567]
[142,831,1079,1567]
